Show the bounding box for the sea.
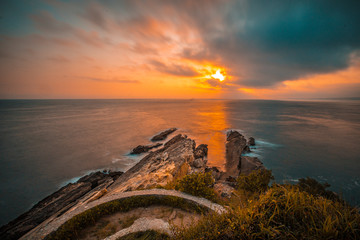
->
[0,99,359,226]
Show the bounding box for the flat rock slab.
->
[104,217,171,240]
[151,128,177,141]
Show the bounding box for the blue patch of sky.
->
[0,0,55,35]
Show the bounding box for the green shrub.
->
[173,184,360,240]
[236,169,274,194]
[175,172,217,201]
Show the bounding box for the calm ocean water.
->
[0,99,359,225]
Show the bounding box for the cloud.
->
[79,76,140,84]
[149,59,199,77]
[199,0,360,87]
[82,2,109,30]
[30,11,73,33]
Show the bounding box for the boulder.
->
[205,167,222,181]
[239,156,264,175]
[214,183,235,198]
[248,137,255,146]
[194,144,208,162]
[130,143,162,154]
[151,128,177,141]
[193,158,204,168]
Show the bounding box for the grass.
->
[45,195,208,240]
[172,182,360,240]
[116,230,170,240]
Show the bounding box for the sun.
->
[212,69,225,81]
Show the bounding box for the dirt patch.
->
[78,206,201,240]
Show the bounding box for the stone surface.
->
[151,128,177,141]
[248,137,256,146]
[193,158,204,168]
[205,167,222,181]
[130,143,162,154]
[0,171,123,240]
[214,182,235,198]
[239,156,265,175]
[223,130,248,179]
[109,134,197,192]
[105,217,171,240]
[194,144,208,161]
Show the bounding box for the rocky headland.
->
[0,129,263,240]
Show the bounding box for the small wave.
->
[256,140,282,148]
[242,152,261,158]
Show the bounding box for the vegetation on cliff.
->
[173,170,360,240]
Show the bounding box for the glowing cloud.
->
[212,69,225,81]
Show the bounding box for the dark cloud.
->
[203,0,360,86]
[30,11,73,33]
[149,59,199,77]
[82,2,109,30]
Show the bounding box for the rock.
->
[194,144,208,160]
[248,137,255,146]
[151,128,177,141]
[0,171,123,240]
[222,130,247,179]
[193,158,204,168]
[214,183,235,198]
[130,143,162,154]
[205,167,222,181]
[109,134,198,192]
[239,156,264,175]
[243,145,251,153]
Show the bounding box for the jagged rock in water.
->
[0,171,123,240]
[248,137,255,146]
[150,128,177,141]
[224,130,247,178]
[109,134,198,192]
[194,144,208,160]
[130,143,163,154]
[238,156,264,175]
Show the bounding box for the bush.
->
[175,172,217,201]
[173,184,360,240]
[236,169,274,194]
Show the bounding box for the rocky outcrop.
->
[130,143,162,154]
[194,144,208,160]
[151,128,177,141]
[238,156,264,175]
[248,137,255,146]
[109,134,199,192]
[2,128,265,240]
[224,131,248,178]
[205,167,222,181]
[0,171,123,240]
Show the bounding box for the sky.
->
[0,0,359,99]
